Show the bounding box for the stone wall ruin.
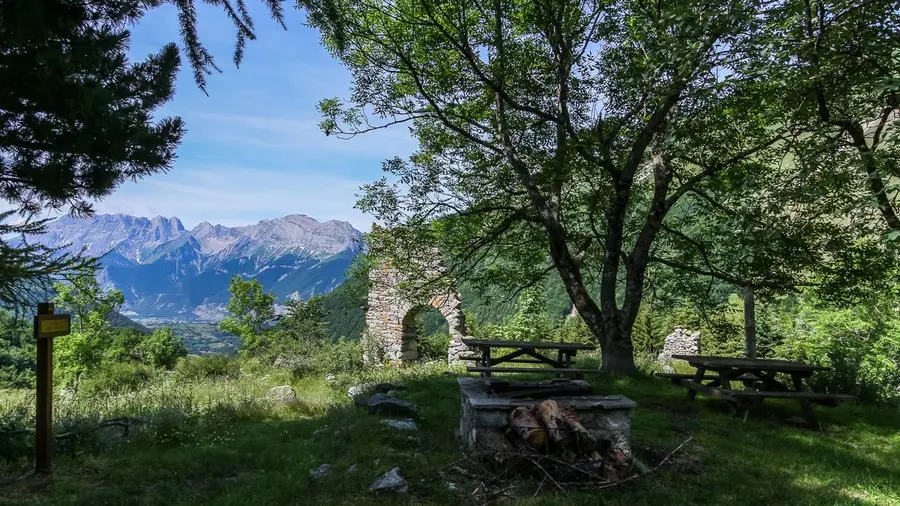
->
[657,326,701,362]
[363,258,469,366]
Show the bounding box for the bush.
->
[309,338,365,375]
[173,355,241,382]
[79,361,157,394]
[140,327,188,369]
[552,315,594,344]
[776,301,900,405]
[418,332,450,362]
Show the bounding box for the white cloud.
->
[91,164,378,232]
[188,112,417,159]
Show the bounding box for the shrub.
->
[418,332,450,362]
[552,315,594,344]
[173,354,241,382]
[140,327,188,369]
[313,338,366,374]
[776,301,900,405]
[79,361,157,394]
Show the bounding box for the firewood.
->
[537,400,572,448]
[560,408,598,454]
[508,406,547,449]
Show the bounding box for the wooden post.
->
[35,302,54,475]
[743,285,757,360]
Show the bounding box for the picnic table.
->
[658,355,854,425]
[460,338,598,378]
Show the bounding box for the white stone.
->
[369,467,408,493]
[309,463,333,480]
[266,385,298,405]
[379,418,417,431]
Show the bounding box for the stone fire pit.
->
[458,377,637,456]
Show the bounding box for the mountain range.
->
[29,214,363,322]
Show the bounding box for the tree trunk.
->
[743,285,757,359]
[600,325,638,376]
[545,228,638,376]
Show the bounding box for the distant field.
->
[140,322,240,355]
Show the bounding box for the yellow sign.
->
[36,314,71,339]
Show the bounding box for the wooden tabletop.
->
[462,338,596,351]
[671,355,826,373]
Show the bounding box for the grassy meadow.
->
[1,355,898,506]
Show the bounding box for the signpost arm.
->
[35,302,54,475]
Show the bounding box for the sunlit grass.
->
[1,360,898,505]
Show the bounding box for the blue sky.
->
[89,2,415,231]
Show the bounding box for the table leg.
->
[566,352,581,379]
[687,366,706,402]
[791,373,819,429]
[556,350,564,378]
[481,347,491,377]
[719,371,733,391]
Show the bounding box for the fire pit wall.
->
[458,378,638,456]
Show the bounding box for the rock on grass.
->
[365,394,418,417]
[369,467,407,493]
[309,464,333,480]
[379,419,417,431]
[267,385,298,405]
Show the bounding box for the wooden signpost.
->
[33,302,71,475]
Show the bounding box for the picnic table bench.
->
[460,338,598,378]
[660,355,854,425]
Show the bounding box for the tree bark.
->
[541,209,639,376]
[845,122,900,232]
[599,325,638,376]
[560,408,597,454]
[537,400,570,448]
[744,285,757,359]
[508,406,546,449]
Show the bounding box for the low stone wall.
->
[657,326,701,362]
[458,378,638,456]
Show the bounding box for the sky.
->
[85,2,416,231]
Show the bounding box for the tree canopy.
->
[0,0,185,217]
[0,0,287,309]
[302,0,899,374]
[220,275,277,353]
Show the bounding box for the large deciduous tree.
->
[302,0,793,374]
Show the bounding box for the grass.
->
[1,359,898,506]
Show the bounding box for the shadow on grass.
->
[1,370,898,506]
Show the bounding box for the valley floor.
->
[1,362,899,505]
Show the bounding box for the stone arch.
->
[363,260,469,366]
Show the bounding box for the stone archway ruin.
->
[363,259,469,366]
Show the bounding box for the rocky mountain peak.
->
[148,216,185,242]
[28,212,362,321]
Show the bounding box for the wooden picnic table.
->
[659,355,854,425]
[460,338,597,378]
